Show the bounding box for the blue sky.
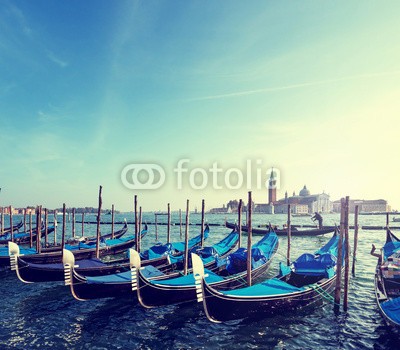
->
[1,1,400,212]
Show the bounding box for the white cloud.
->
[47,51,69,68]
[190,70,400,101]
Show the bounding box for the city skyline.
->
[0,182,395,213]
[1,1,400,212]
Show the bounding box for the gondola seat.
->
[293,253,336,276]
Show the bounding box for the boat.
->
[0,220,23,235]
[0,224,55,245]
[2,223,134,267]
[225,221,335,236]
[7,224,146,282]
[193,229,341,323]
[138,224,210,266]
[61,226,236,300]
[374,229,400,327]
[135,229,278,308]
[48,220,128,249]
[8,225,206,284]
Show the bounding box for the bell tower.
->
[268,168,277,204]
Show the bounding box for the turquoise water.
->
[1,212,399,349]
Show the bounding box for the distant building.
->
[211,172,332,215]
[332,199,390,213]
[254,184,331,214]
[254,203,274,214]
[209,204,228,214]
[208,200,250,214]
[273,185,331,214]
[0,206,21,215]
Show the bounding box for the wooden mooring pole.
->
[72,208,76,238]
[351,205,359,277]
[137,206,142,253]
[247,191,253,287]
[81,212,85,237]
[111,204,115,239]
[334,197,345,313]
[62,204,66,253]
[343,196,350,312]
[201,199,205,248]
[36,206,42,254]
[23,208,26,235]
[29,211,33,248]
[134,195,138,247]
[53,210,57,245]
[287,204,291,265]
[183,200,190,276]
[155,213,158,241]
[95,186,102,259]
[386,212,390,232]
[167,203,171,244]
[238,199,243,249]
[0,208,3,236]
[9,206,13,243]
[44,208,48,246]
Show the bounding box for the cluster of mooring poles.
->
[332,196,360,313]
[231,194,361,313]
[3,187,397,312]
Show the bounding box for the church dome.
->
[299,185,310,196]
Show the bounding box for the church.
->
[255,170,332,214]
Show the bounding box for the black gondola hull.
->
[0,226,55,245]
[1,226,134,267]
[373,229,400,328]
[201,274,337,323]
[15,253,170,283]
[69,270,136,300]
[137,250,276,308]
[225,222,335,236]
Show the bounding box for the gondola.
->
[3,223,134,267]
[42,221,128,252]
[374,229,400,327]
[194,229,341,323]
[0,225,56,245]
[225,221,335,236]
[135,229,278,308]
[64,221,128,244]
[8,224,206,284]
[61,226,236,300]
[7,224,146,282]
[136,224,210,267]
[1,223,129,265]
[0,220,23,235]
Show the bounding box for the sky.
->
[1,1,400,212]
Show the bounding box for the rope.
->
[309,283,340,306]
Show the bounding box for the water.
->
[1,212,399,349]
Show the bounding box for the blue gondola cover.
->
[293,253,337,276]
[226,247,269,274]
[148,243,174,259]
